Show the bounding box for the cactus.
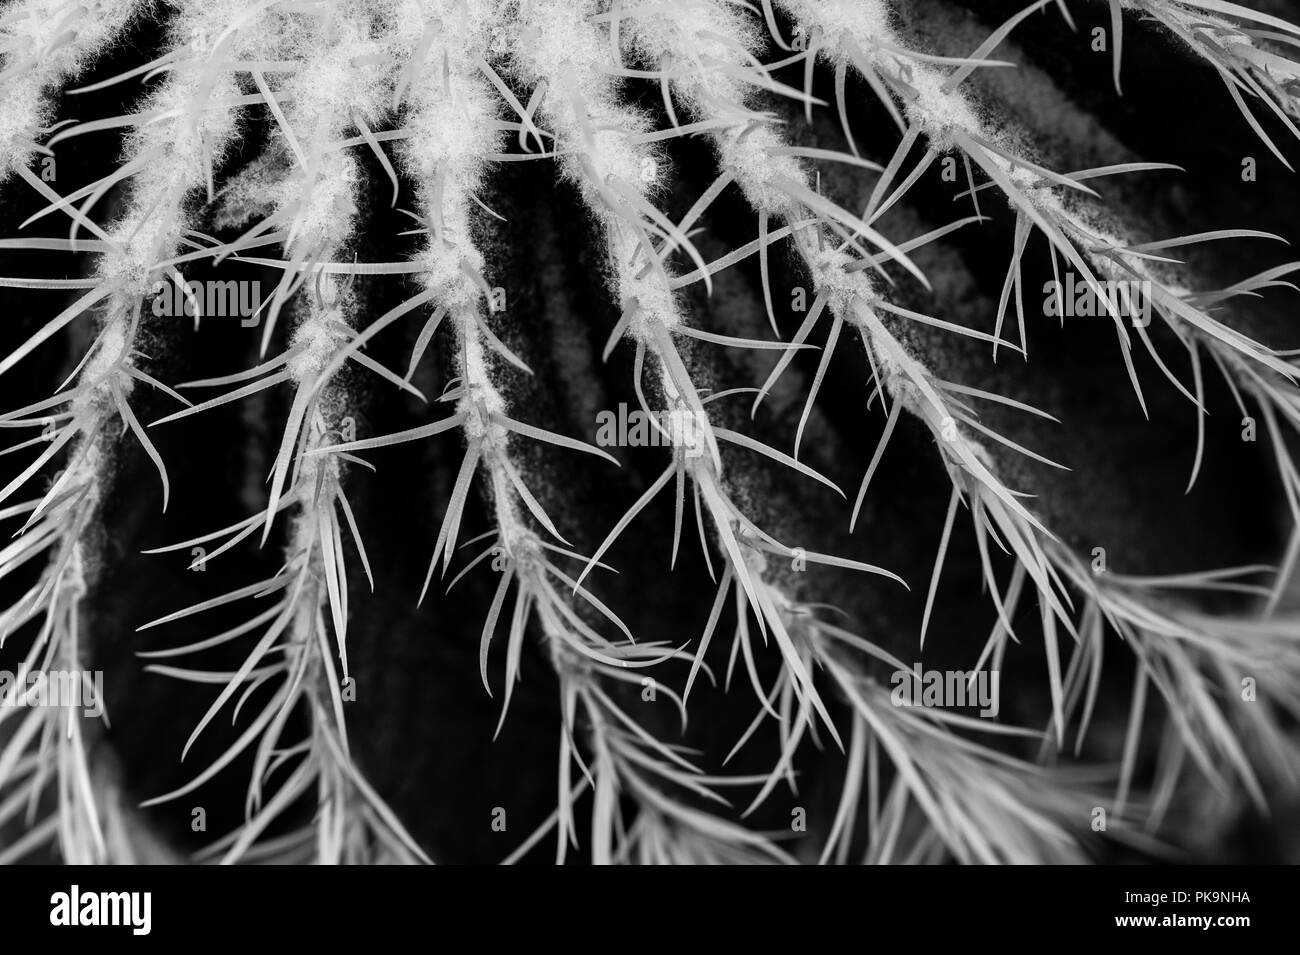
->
[0,0,1298,865]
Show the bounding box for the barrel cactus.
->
[1,0,1298,865]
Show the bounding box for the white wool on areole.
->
[402,79,500,190]
[0,0,146,176]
